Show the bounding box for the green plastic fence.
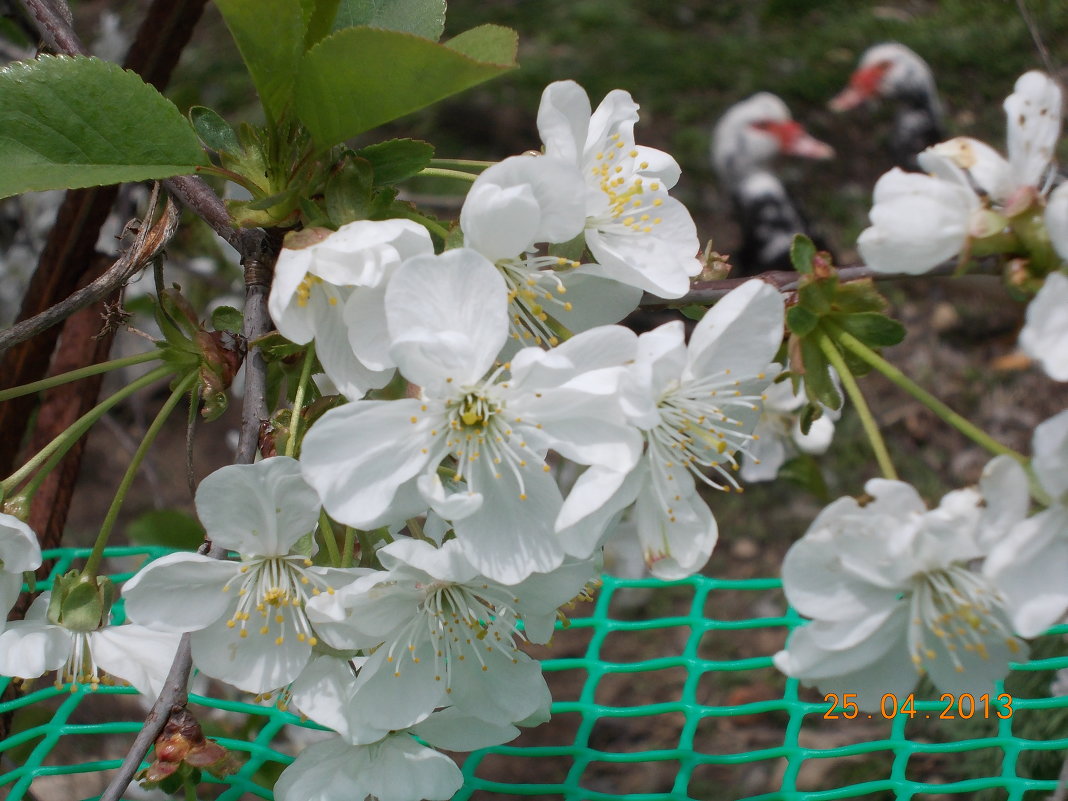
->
[2,547,1066,800]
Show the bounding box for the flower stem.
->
[83,371,198,579]
[827,322,1028,464]
[1,364,176,497]
[417,167,479,183]
[341,526,355,568]
[285,343,316,459]
[816,330,899,481]
[318,509,341,568]
[428,158,493,171]
[392,208,450,240]
[0,350,163,403]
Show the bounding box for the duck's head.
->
[712,92,834,182]
[830,42,938,111]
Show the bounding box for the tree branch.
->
[638,259,1002,309]
[18,0,87,55]
[0,187,178,354]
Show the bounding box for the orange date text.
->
[822,692,1014,720]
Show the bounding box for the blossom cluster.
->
[858,70,1068,381]
[0,81,787,800]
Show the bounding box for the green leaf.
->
[355,138,434,184]
[126,508,206,551]
[790,234,816,274]
[325,157,374,225]
[0,56,208,199]
[215,0,306,121]
[211,305,244,334]
[302,0,342,48]
[189,106,241,155]
[831,312,906,349]
[799,337,842,411]
[786,305,819,337]
[334,0,447,40]
[294,25,517,148]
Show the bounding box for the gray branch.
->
[0,187,178,355]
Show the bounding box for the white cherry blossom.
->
[774,476,1028,710]
[303,538,581,733]
[0,592,181,697]
[557,279,784,579]
[122,457,366,694]
[300,249,641,584]
[460,154,642,347]
[268,219,434,399]
[985,411,1068,636]
[858,70,1063,275]
[537,80,702,298]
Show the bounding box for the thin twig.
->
[164,175,246,251]
[1016,0,1058,78]
[637,258,1001,309]
[0,186,178,354]
[18,0,87,55]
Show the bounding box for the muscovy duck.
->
[712,92,834,276]
[830,42,945,171]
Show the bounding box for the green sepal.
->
[189,106,241,156]
[830,311,906,349]
[786,304,819,337]
[211,306,244,335]
[832,279,889,314]
[292,530,315,558]
[444,224,465,250]
[48,572,114,632]
[799,336,843,411]
[797,273,838,315]
[789,234,817,275]
[355,139,435,184]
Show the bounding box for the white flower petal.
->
[1005,70,1063,190]
[386,249,508,389]
[1020,272,1068,382]
[686,279,784,381]
[0,617,69,678]
[634,484,717,580]
[90,625,182,697]
[196,457,321,556]
[1044,183,1068,262]
[301,399,434,529]
[411,707,519,752]
[0,513,42,573]
[977,454,1031,548]
[1033,409,1068,499]
[349,643,444,731]
[190,616,311,694]
[121,552,240,631]
[537,80,592,166]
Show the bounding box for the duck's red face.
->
[749,119,835,159]
[830,60,893,110]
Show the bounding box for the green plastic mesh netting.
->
[2,546,1066,800]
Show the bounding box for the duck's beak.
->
[761,120,836,159]
[829,63,889,111]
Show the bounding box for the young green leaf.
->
[0,56,207,199]
[786,305,819,337]
[189,106,241,156]
[355,138,435,183]
[333,0,447,41]
[302,0,342,47]
[211,306,244,334]
[799,337,843,411]
[294,25,517,149]
[215,0,306,122]
[790,234,817,274]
